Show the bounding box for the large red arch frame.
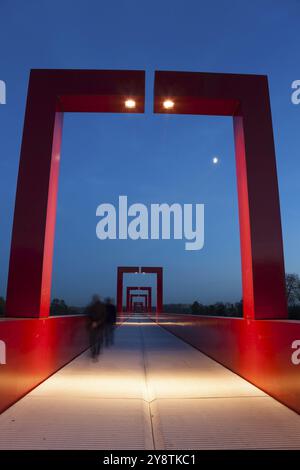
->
[154,71,287,320]
[126,287,152,313]
[117,266,163,313]
[6,69,287,321]
[129,294,148,312]
[6,70,145,317]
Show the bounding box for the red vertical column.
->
[148,287,152,313]
[116,267,139,314]
[141,267,163,314]
[156,268,163,314]
[116,269,123,313]
[126,287,130,312]
[6,81,61,318]
[129,295,133,312]
[233,87,287,319]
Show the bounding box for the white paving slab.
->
[151,397,300,450]
[0,396,153,450]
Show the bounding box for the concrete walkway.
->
[0,316,300,449]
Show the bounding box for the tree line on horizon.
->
[1,273,300,319]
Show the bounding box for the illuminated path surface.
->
[1,317,300,449]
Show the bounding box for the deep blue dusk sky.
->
[0,0,299,307]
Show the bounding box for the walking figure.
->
[104,297,117,347]
[86,295,106,360]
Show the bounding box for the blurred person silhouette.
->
[104,297,117,347]
[86,295,106,360]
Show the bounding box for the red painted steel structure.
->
[0,316,89,414]
[116,266,139,313]
[141,267,163,314]
[1,69,299,417]
[7,69,285,320]
[126,286,152,312]
[154,71,287,320]
[117,266,162,313]
[6,70,145,318]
